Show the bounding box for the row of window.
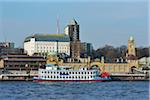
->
[42,75,95,79]
[41,71,96,75]
[36,46,69,50]
[37,49,69,53]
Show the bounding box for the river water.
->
[0,81,149,100]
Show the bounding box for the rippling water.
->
[0,81,149,100]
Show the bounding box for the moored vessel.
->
[33,64,111,82]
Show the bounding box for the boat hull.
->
[33,79,110,82]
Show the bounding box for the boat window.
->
[45,71,47,74]
[78,72,80,74]
[85,72,86,74]
[91,72,92,74]
[82,72,83,74]
[45,76,46,78]
[57,76,59,78]
[48,76,49,78]
[72,72,74,74]
[69,76,71,78]
[76,76,77,78]
[48,71,49,74]
[76,72,77,74]
[57,72,59,74]
[54,76,55,78]
[88,72,89,74]
[63,77,65,79]
[42,71,43,73]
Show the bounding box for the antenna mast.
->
[56,16,60,34]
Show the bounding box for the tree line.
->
[91,45,149,63]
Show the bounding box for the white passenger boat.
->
[33,64,111,82]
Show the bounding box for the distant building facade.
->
[80,42,93,58]
[0,42,14,48]
[64,19,80,60]
[0,54,46,70]
[0,48,24,55]
[24,34,70,56]
[0,42,24,55]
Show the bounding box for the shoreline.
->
[0,79,149,82]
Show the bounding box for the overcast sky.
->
[0,0,149,49]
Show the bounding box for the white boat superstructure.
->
[38,64,100,80]
[33,64,111,82]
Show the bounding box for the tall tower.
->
[64,19,80,61]
[64,19,80,41]
[127,36,136,57]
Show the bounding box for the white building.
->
[24,34,70,56]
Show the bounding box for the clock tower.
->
[127,36,136,57]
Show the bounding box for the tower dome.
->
[129,36,134,41]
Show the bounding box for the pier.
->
[0,72,149,81]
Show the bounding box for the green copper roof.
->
[24,34,70,42]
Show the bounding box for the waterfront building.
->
[0,48,24,55]
[0,42,24,55]
[80,42,93,58]
[24,34,70,56]
[0,42,14,48]
[139,57,150,67]
[0,54,46,70]
[64,19,80,61]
